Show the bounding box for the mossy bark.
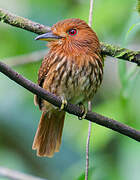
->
[100,42,140,66]
[0,8,51,34]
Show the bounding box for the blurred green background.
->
[0,0,140,179]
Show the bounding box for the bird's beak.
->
[35,31,61,41]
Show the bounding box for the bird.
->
[32,18,104,157]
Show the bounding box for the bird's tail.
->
[32,110,65,157]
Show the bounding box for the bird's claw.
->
[60,97,67,110]
[78,103,87,120]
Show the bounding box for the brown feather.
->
[32,111,65,157]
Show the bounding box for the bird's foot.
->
[60,96,67,110]
[78,103,87,120]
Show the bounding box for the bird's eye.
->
[68,29,77,36]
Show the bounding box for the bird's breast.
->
[44,54,103,105]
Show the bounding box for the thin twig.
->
[0,166,47,180]
[85,0,94,179]
[0,57,140,141]
[0,8,140,65]
[85,101,92,180]
[88,0,94,26]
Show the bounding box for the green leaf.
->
[77,168,94,180]
[125,23,140,41]
[77,173,85,180]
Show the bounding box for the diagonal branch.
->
[0,8,140,65]
[0,8,50,34]
[0,61,140,142]
[0,166,47,180]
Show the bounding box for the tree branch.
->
[0,61,140,142]
[0,166,47,180]
[100,42,140,66]
[0,8,50,34]
[0,8,140,66]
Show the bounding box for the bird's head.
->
[35,18,100,56]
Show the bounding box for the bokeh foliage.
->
[0,0,140,179]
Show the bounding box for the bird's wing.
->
[34,55,50,109]
[38,56,50,86]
